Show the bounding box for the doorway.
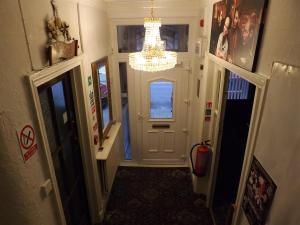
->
[212,70,255,225]
[138,66,189,164]
[38,72,91,225]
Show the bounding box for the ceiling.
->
[105,0,209,19]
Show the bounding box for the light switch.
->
[41,179,53,196]
[63,111,68,124]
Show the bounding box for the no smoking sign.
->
[17,124,38,162]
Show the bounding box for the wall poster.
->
[242,156,277,225]
[209,0,268,72]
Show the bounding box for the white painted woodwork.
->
[237,62,300,225]
[28,56,100,225]
[1,0,300,225]
[110,16,197,165]
[137,65,189,164]
[202,57,269,225]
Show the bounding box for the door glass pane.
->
[150,80,174,119]
[227,71,250,100]
[161,25,189,52]
[98,65,111,129]
[117,24,189,53]
[119,62,132,160]
[62,137,77,193]
[39,89,58,153]
[51,81,68,140]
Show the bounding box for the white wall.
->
[78,1,112,216]
[0,0,60,224]
[0,0,111,224]
[255,0,300,76]
[201,0,300,224]
[238,0,300,224]
[106,0,202,19]
[239,62,300,225]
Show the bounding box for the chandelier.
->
[129,1,177,72]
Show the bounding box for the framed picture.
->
[91,57,114,147]
[209,0,268,71]
[242,156,277,225]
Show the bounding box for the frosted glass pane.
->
[117,25,189,53]
[98,65,110,129]
[150,81,174,119]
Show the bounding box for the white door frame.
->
[110,17,198,165]
[206,53,269,225]
[28,56,102,224]
[111,57,140,163]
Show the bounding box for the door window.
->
[149,80,174,119]
[227,72,250,100]
[119,62,132,160]
[117,24,189,53]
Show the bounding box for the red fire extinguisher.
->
[190,141,211,177]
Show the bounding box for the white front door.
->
[138,66,189,164]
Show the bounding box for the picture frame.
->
[242,156,277,225]
[209,0,268,72]
[91,57,113,147]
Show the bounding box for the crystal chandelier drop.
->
[129,2,177,72]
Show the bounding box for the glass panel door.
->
[38,72,91,225]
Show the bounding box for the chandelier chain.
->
[150,0,154,17]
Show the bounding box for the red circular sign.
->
[20,125,35,150]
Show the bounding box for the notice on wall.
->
[205,101,212,121]
[17,124,38,162]
[88,89,98,145]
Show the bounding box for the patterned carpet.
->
[102,167,213,225]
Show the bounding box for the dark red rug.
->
[102,167,213,225]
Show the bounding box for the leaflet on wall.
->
[209,0,268,72]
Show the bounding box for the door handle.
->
[138,113,144,120]
[184,99,190,105]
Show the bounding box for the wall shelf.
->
[96,122,121,160]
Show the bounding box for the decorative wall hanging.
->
[46,0,78,65]
[209,0,268,72]
[242,156,277,225]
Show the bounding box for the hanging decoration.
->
[129,0,177,72]
[46,0,78,65]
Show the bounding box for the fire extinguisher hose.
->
[190,141,211,177]
[190,143,201,175]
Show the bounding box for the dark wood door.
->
[38,72,91,225]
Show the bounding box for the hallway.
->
[1,0,300,225]
[103,167,213,225]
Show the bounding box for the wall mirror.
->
[91,57,113,145]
